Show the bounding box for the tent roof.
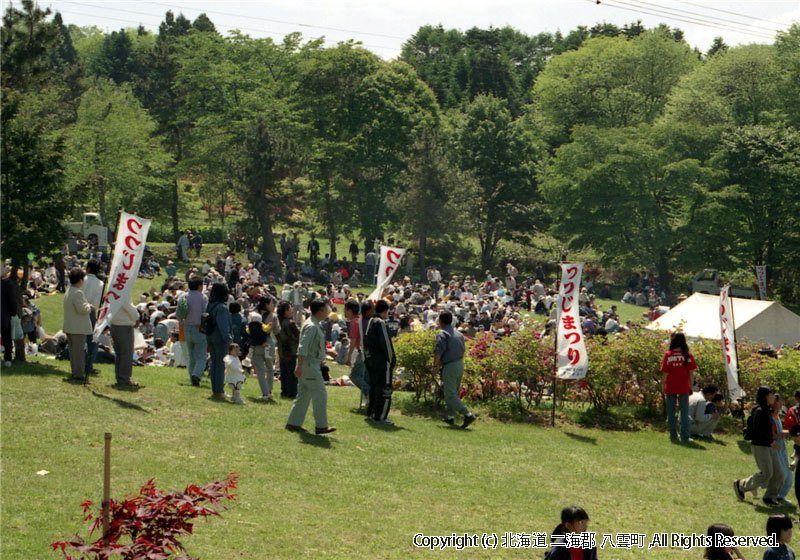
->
[647,293,800,346]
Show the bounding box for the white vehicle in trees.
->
[690,269,755,299]
[64,212,109,251]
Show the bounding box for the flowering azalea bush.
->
[760,349,800,399]
[394,330,439,402]
[52,473,238,560]
[397,324,795,421]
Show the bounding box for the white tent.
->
[647,293,800,346]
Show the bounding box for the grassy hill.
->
[1,358,791,559]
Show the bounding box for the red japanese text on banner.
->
[755,266,767,300]
[719,285,745,400]
[368,246,406,302]
[93,212,152,340]
[556,263,588,380]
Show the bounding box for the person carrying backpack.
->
[734,386,786,506]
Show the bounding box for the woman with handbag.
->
[204,283,232,400]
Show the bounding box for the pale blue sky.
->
[25,0,800,56]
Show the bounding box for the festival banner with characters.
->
[719,285,745,400]
[555,263,588,380]
[755,265,767,300]
[93,212,152,340]
[367,245,406,302]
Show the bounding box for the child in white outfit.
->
[224,343,246,405]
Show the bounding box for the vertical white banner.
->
[719,286,745,400]
[93,212,152,340]
[556,263,588,380]
[367,245,406,302]
[755,265,767,300]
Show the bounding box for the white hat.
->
[248,312,262,323]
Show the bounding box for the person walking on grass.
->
[205,283,232,401]
[734,386,786,506]
[181,276,207,386]
[276,301,299,399]
[364,299,395,425]
[285,299,336,435]
[767,393,794,505]
[660,332,696,443]
[224,343,246,405]
[434,310,476,429]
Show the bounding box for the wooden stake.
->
[102,432,111,540]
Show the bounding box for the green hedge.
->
[395,327,800,416]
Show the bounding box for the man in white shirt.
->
[689,384,722,439]
[429,266,442,300]
[82,260,105,376]
[604,314,621,333]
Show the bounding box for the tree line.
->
[2,1,799,304]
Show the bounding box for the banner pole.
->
[552,262,561,428]
[728,288,744,427]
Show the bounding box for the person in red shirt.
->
[660,332,697,443]
[343,299,368,401]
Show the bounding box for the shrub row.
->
[394,327,799,415]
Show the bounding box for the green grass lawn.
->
[1,358,793,559]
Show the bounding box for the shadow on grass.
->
[90,390,149,413]
[737,440,752,454]
[247,396,280,405]
[753,503,797,515]
[2,360,69,377]
[363,418,410,432]
[109,383,143,392]
[298,432,334,448]
[564,431,598,445]
[395,398,445,420]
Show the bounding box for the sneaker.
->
[733,480,745,501]
[443,417,455,425]
[763,497,779,506]
[776,498,793,506]
[682,438,695,444]
[378,419,395,426]
[260,395,271,402]
[462,414,477,429]
[285,424,307,433]
[231,395,245,405]
[315,426,336,435]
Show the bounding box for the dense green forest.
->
[2,1,799,303]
